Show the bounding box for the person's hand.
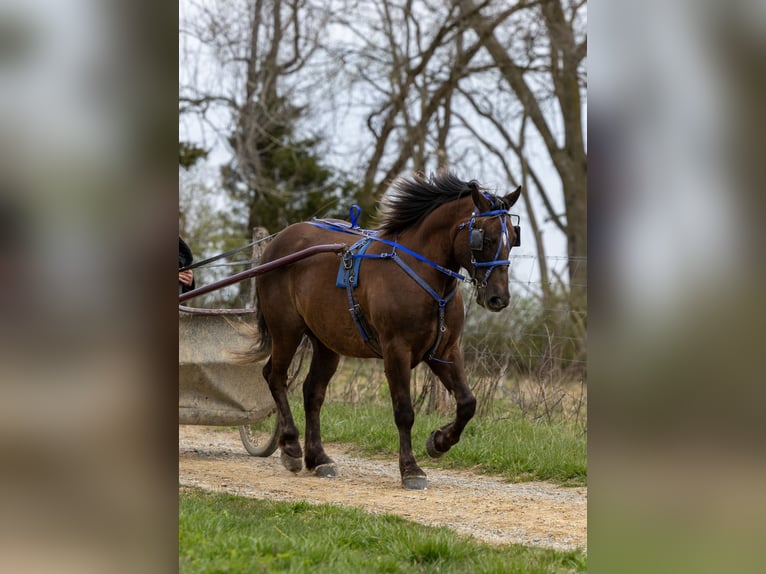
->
[179,269,194,287]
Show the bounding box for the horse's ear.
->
[469,180,492,212]
[503,186,522,208]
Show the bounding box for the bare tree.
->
[180,0,332,229]
[332,1,525,195]
[180,0,337,305]
[333,0,586,316]
[456,0,587,312]
[181,0,586,324]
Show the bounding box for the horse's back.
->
[257,221,377,356]
[258,222,346,285]
[262,221,341,258]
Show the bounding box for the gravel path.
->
[179,425,587,551]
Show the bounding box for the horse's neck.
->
[401,199,470,275]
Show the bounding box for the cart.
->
[179,311,280,456]
[178,242,346,456]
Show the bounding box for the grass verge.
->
[179,488,586,574]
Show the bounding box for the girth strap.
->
[344,272,382,357]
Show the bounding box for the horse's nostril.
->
[489,296,508,310]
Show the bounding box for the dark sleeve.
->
[179,237,194,268]
[179,237,196,293]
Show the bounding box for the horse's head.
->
[458,182,522,312]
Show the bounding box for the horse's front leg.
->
[425,347,477,458]
[383,349,428,490]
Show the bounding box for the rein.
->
[179,233,278,272]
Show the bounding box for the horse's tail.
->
[254,296,272,357]
[233,290,272,364]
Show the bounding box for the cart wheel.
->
[239,416,280,457]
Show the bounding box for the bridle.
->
[457,201,521,287]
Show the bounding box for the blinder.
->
[469,228,484,251]
[469,224,520,250]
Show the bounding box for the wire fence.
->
[483,252,587,372]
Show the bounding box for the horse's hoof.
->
[314,463,338,478]
[426,432,445,459]
[280,451,303,473]
[402,475,428,490]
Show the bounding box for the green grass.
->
[179,488,586,574]
[249,399,586,486]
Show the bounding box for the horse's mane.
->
[377,171,489,235]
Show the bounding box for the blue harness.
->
[336,236,374,288]
[310,201,517,362]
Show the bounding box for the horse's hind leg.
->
[424,351,476,458]
[263,330,305,473]
[302,337,340,477]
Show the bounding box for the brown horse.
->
[250,172,521,489]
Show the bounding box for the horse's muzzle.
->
[486,295,509,312]
[477,288,509,312]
